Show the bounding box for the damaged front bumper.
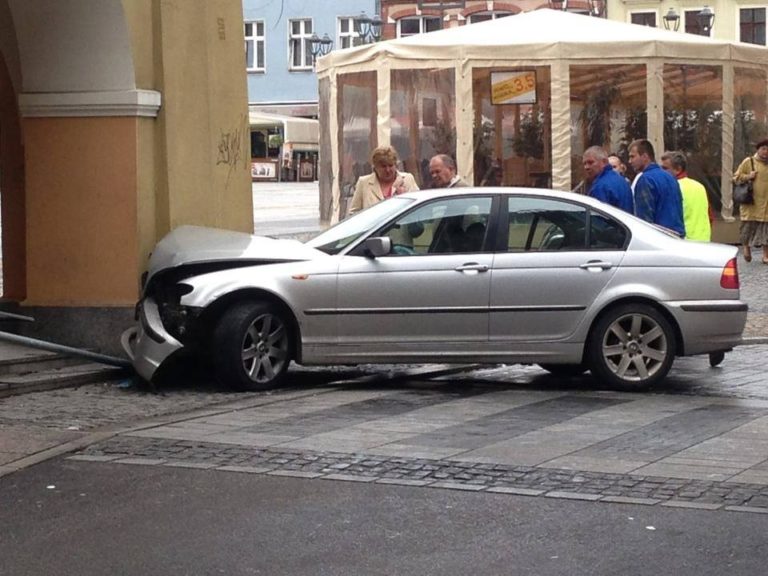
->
[121,297,183,382]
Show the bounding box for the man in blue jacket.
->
[628,139,686,237]
[582,146,634,213]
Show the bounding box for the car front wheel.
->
[212,301,292,391]
[587,304,675,390]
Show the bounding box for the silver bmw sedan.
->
[123,188,747,391]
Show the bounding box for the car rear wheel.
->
[212,301,292,391]
[587,304,675,390]
[538,363,588,378]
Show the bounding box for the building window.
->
[630,12,656,27]
[684,9,711,36]
[339,17,363,49]
[289,19,313,70]
[245,21,265,72]
[397,16,441,38]
[741,8,766,45]
[468,11,513,24]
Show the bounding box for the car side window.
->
[378,196,493,255]
[589,212,627,250]
[507,197,587,252]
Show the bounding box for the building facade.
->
[0,0,251,353]
[243,0,378,118]
[378,1,766,45]
[609,1,767,45]
[379,0,606,38]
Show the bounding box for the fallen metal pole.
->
[0,310,35,322]
[0,330,132,369]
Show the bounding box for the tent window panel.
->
[339,71,378,216]
[319,77,334,222]
[569,64,647,190]
[663,64,723,212]
[472,67,552,189]
[391,68,456,188]
[733,67,767,216]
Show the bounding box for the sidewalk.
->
[252,181,323,239]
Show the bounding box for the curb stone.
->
[69,437,768,514]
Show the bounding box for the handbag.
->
[733,158,755,205]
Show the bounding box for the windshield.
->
[306,197,415,254]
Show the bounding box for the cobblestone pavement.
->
[71,435,768,513]
[71,372,768,514]
[739,254,768,338]
[69,339,768,515]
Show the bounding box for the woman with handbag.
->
[733,138,768,263]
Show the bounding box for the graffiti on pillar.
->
[216,113,250,187]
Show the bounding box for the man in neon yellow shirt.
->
[660,151,711,241]
[660,152,722,366]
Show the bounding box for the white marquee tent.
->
[317,9,768,232]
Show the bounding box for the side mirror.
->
[364,236,392,258]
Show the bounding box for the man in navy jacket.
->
[628,139,686,237]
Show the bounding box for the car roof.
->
[399,186,613,211]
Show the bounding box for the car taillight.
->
[720,258,739,289]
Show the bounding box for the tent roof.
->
[317,9,767,72]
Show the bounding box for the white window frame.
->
[739,6,767,46]
[397,16,441,38]
[245,20,265,73]
[288,18,313,71]
[338,16,362,49]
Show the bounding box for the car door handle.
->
[579,260,613,271]
[455,263,489,273]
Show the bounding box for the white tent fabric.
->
[248,111,319,150]
[317,9,766,71]
[317,9,768,226]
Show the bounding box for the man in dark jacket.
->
[628,139,685,237]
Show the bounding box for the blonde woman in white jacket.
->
[348,146,419,215]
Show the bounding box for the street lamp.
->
[698,6,715,34]
[309,33,333,62]
[662,7,680,31]
[662,6,715,34]
[354,11,382,44]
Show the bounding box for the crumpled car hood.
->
[146,225,326,279]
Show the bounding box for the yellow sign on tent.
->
[491,71,537,105]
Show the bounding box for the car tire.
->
[587,303,675,391]
[538,363,588,378]
[212,301,292,391]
